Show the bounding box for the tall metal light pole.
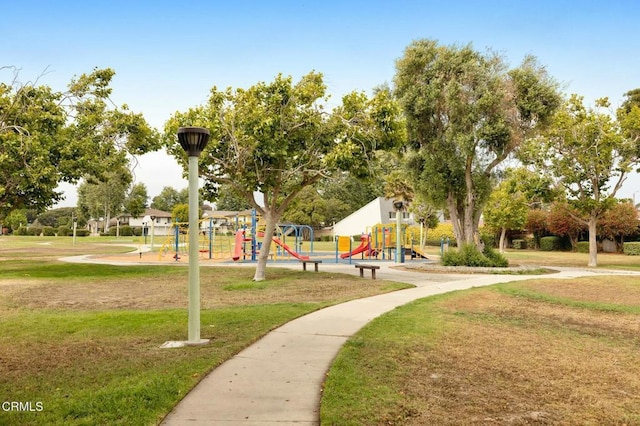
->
[393,200,404,263]
[72,217,78,245]
[150,215,156,251]
[178,126,210,345]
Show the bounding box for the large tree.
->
[77,167,132,230]
[164,72,402,280]
[530,95,638,266]
[150,186,188,212]
[394,40,561,248]
[124,183,149,217]
[0,67,158,219]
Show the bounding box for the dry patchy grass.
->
[323,276,640,425]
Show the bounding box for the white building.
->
[333,197,414,236]
[116,208,174,236]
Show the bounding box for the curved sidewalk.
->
[159,263,619,425]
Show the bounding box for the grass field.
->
[321,276,640,425]
[0,236,409,425]
[3,236,640,425]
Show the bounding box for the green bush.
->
[623,242,640,256]
[483,245,509,267]
[480,232,496,248]
[27,226,43,236]
[57,226,71,236]
[14,226,27,236]
[540,236,561,251]
[120,225,134,236]
[132,227,143,236]
[76,229,90,237]
[576,241,589,253]
[512,239,526,249]
[42,226,56,236]
[441,243,508,267]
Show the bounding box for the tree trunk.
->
[588,215,598,267]
[253,212,278,281]
[447,193,464,246]
[499,227,507,253]
[464,159,476,246]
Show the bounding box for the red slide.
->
[272,237,310,260]
[232,230,245,261]
[340,235,371,259]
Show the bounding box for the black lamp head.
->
[178,127,210,157]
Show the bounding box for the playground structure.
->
[158,210,314,262]
[336,222,431,262]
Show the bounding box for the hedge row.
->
[623,242,640,256]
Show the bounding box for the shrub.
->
[512,239,526,249]
[120,225,134,236]
[540,236,561,251]
[576,241,589,253]
[480,232,497,248]
[27,226,43,236]
[133,227,143,237]
[76,229,90,237]
[441,243,508,267]
[57,225,71,236]
[14,226,27,236]
[623,242,640,256]
[483,245,509,267]
[42,226,56,236]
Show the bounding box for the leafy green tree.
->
[171,203,189,224]
[77,167,132,230]
[318,171,383,221]
[36,207,82,228]
[395,40,561,248]
[618,88,640,151]
[215,183,252,211]
[483,180,529,252]
[150,186,188,212]
[124,183,148,217]
[530,95,638,265]
[164,72,402,280]
[383,170,413,205]
[5,209,27,230]
[282,186,330,228]
[0,67,158,220]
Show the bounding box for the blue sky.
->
[3,0,640,205]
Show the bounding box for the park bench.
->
[301,259,322,272]
[355,263,380,279]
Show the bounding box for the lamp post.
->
[72,217,78,245]
[393,200,404,263]
[143,221,148,244]
[178,126,210,345]
[150,215,156,251]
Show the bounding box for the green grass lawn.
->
[0,236,410,425]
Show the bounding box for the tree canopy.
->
[150,186,188,212]
[395,40,561,248]
[0,66,159,219]
[163,72,403,280]
[527,94,639,266]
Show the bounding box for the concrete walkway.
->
[157,262,635,425]
[59,253,640,425]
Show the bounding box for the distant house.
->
[333,197,415,236]
[114,208,174,236]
